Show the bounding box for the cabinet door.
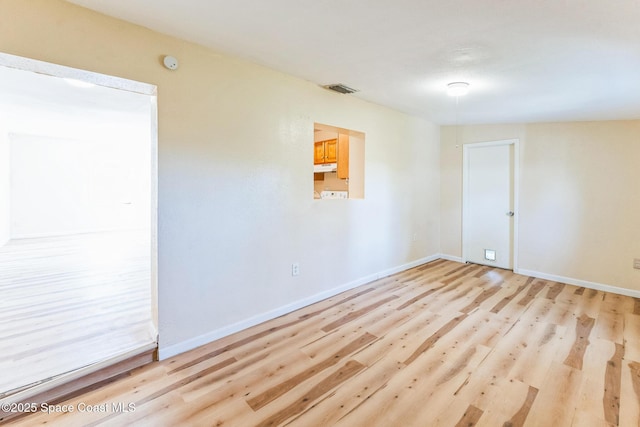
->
[314,141,325,164]
[337,134,349,179]
[324,139,338,163]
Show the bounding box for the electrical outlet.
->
[292,263,300,276]
[412,233,418,242]
[634,258,640,270]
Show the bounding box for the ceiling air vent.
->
[323,83,359,94]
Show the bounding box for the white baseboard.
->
[515,268,640,299]
[158,254,440,360]
[376,254,441,278]
[11,226,146,240]
[439,253,463,263]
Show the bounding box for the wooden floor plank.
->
[286,357,401,426]
[572,338,617,426]
[619,361,640,427]
[527,362,583,427]
[564,313,597,370]
[453,405,483,427]
[603,343,624,425]
[624,313,640,362]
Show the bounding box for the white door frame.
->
[462,138,519,270]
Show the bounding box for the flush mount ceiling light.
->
[447,81,470,97]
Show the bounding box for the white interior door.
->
[463,140,517,269]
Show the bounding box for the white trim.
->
[439,253,464,263]
[462,138,519,270]
[10,227,148,240]
[150,83,159,334]
[0,51,156,95]
[515,268,640,298]
[513,142,520,270]
[375,254,440,278]
[158,254,440,360]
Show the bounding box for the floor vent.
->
[323,83,359,94]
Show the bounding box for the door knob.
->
[506,211,514,217]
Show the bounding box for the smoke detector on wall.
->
[163,55,179,70]
[323,83,359,94]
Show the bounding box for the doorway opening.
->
[0,53,158,402]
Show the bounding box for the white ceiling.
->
[0,65,150,138]
[66,0,640,125]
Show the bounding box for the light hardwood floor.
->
[0,231,155,399]
[4,259,640,426]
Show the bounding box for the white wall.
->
[0,126,10,246]
[441,120,640,292]
[9,132,150,238]
[0,0,441,355]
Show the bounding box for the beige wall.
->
[441,121,640,291]
[0,0,440,355]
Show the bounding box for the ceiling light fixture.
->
[447,81,470,97]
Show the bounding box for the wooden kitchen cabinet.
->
[314,136,349,178]
[314,140,326,164]
[324,139,337,163]
[314,139,338,164]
